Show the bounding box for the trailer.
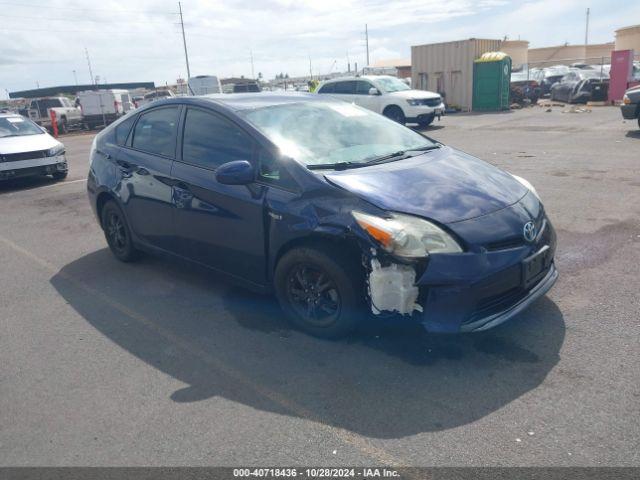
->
[78,89,133,129]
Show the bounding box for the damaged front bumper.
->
[366,211,558,333]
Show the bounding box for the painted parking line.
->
[0,233,408,468]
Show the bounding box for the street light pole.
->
[365,23,370,66]
[178,2,192,83]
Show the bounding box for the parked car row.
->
[549,68,609,103]
[509,65,610,104]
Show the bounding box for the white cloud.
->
[0,0,636,97]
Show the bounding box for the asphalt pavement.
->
[1,106,638,467]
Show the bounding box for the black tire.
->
[383,105,406,125]
[52,171,67,181]
[418,113,435,128]
[637,116,640,130]
[274,245,365,338]
[101,200,140,262]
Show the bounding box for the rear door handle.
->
[96,149,111,160]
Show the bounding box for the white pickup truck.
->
[23,97,82,133]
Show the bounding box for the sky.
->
[1,0,638,98]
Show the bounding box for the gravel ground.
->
[0,106,638,467]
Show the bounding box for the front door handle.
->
[116,160,134,178]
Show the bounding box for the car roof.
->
[193,92,329,111]
[0,112,23,118]
[129,92,334,115]
[322,75,394,83]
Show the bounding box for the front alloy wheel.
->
[274,245,364,338]
[286,265,341,327]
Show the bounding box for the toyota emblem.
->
[523,221,536,243]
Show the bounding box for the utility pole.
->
[250,49,255,79]
[584,7,590,46]
[72,70,78,86]
[365,24,370,66]
[309,55,313,79]
[178,2,192,84]
[85,47,94,85]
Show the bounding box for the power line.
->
[0,1,177,15]
[0,13,175,24]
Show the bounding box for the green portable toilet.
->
[472,52,512,111]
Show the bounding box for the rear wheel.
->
[383,105,406,125]
[274,245,364,338]
[101,200,140,262]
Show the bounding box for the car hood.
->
[0,133,60,154]
[385,89,440,100]
[324,146,528,224]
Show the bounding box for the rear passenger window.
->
[318,83,335,94]
[131,107,180,157]
[115,115,136,146]
[334,81,355,94]
[182,108,253,170]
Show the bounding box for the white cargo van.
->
[78,89,133,129]
[188,76,223,95]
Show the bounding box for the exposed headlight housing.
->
[622,94,630,105]
[352,211,463,258]
[46,144,65,157]
[511,174,540,200]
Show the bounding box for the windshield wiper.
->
[364,144,441,165]
[407,143,442,152]
[307,161,368,170]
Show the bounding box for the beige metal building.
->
[500,40,529,67]
[615,25,640,51]
[411,38,502,111]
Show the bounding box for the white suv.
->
[316,75,444,127]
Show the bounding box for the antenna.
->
[85,47,94,85]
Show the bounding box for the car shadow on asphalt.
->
[625,130,640,139]
[51,248,565,439]
[0,175,59,193]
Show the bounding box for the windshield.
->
[511,71,536,82]
[373,76,411,93]
[545,66,569,77]
[242,101,436,167]
[579,70,609,79]
[0,116,43,138]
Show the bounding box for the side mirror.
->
[215,160,255,185]
[369,87,381,96]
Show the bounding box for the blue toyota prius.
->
[87,93,557,338]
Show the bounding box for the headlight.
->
[511,174,540,200]
[406,99,421,106]
[47,144,65,157]
[623,94,630,105]
[352,211,462,257]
